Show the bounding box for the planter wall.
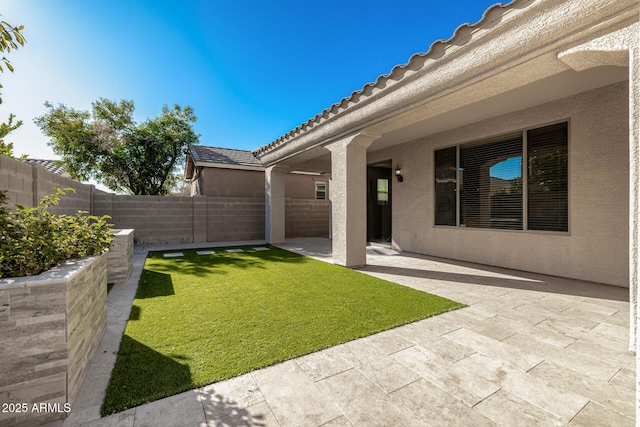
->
[0,253,107,426]
[107,229,134,284]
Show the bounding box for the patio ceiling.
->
[276,57,628,173]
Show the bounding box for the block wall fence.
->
[1,155,329,244]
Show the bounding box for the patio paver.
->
[162,252,183,258]
[49,237,635,427]
[196,250,215,255]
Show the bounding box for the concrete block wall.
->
[2,154,329,245]
[93,194,196,245]
[0,254,107,426]
[207,197,265,242]
[192,196,208,243]
[286,199,330,238]
[0,155,93,215]
[0,154,36,208]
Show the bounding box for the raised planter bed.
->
[0,253,107,426]
[107,229,134,284]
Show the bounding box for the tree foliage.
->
[0,112,25,159]
[0,17,26,104]
[0,188,113,278]
[35,99,199,195]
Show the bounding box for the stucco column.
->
[265,165,288,244]
[326,132,377,267]
[557,23,640,354]
[630,41,640,423]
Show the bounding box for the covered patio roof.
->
[253,0,634,172]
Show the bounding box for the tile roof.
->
[24,158,69,176]
[253,1,518,157]
[189,145,263,168]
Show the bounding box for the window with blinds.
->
[434,147,457,226]
[460,133,523,230]
[434,122,568,233]
[527,122,568,231]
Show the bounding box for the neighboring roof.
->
[24,158,69,177]
[189,145,262,168]
[253,1,518,158]
[185,145,264,179]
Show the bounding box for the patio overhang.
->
[256,0,637,276]
[254,0,635,171]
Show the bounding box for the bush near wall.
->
[0,188,113,278]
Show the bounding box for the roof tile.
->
[189,145,263,167]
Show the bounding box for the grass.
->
[101,245,464,415]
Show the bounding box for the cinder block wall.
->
[94,194,197,245]
[0,155,93,215]
[207,197,265,242]
[94,194,268,245]
[2,154,331,244]
[286,199,330,238]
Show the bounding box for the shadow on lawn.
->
[102,335,193,415]
[136,270,175,299]
[104,336,270,424]
[147,246,311,277]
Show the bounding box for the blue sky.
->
[2,0,501,159]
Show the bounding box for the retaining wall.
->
[107,229,134,284]
[0,254,107,426]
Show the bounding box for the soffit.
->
[368,63,628,152]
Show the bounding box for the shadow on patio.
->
[279,237,629,302]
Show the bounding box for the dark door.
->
[367,161,392,243]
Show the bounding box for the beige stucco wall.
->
[285,174,328,199]
[199,168,265,198]
[197,168,328,200]
[369,82,629,287]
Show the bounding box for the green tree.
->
[0,16,26,158]
[35,99,199,195]
[0,112,25,159]
[0,17,26,104]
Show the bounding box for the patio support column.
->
[630,37,640,422]
[557,26,640,355]
[326,132,378,267]
[265,165,288,244]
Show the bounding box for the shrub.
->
[0,188,113,278]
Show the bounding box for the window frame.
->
[315,181,327,200]
[433,119,570,235]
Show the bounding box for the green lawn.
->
[102,245,464,415]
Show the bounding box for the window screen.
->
[527,122,568,232]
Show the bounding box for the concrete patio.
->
[49,238,634,426]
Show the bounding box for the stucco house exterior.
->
[185,145,329,200]
[252,0,640,406]
[185,145,330,237]
[254,0,637,286]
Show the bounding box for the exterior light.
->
[395,165,404,183]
